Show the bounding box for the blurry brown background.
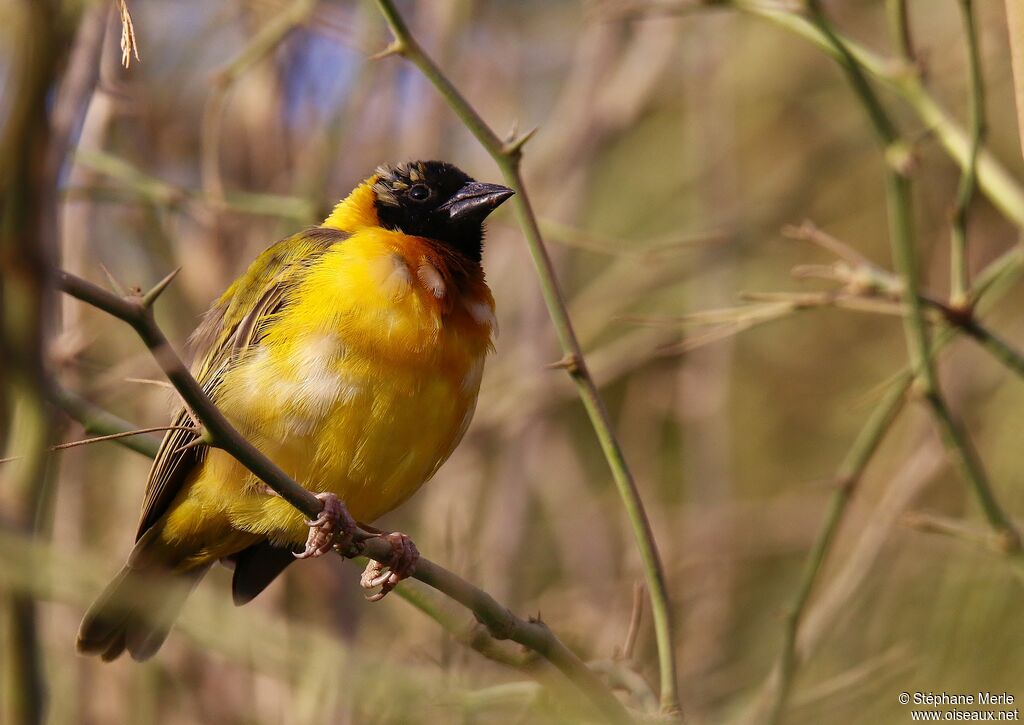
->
[2,0,1024,723]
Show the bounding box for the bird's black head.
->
[372,160,513,263]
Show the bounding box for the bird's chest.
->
[246,326,485,441]
[219,241,495,501]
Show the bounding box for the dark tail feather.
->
[230,540,296,605]
[77,563,208,662]
[77,567,134,661]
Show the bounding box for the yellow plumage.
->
[78,161,511,661]
[162,179,495,564]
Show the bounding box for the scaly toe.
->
[294,493,355,560]
[359,532,419,601]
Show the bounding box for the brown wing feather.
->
[134,228,348,540]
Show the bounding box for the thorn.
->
[544,353,582,375]
[885,140,916,176]
[100,264,128,297]
[997,528,1022,554]
[370,39,405,61]
[791,263,845,282]
[142,268,181,308]
[209,69,231,91]
[504,119,519,143]
[944,295,975,325]
[172,428,211,455]
[909,374,931,401]
[502,126,538,157]
[172,437,205,455]
[835,474,856,494]
[124,377,175,390]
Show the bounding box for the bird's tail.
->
[77,542,208,662]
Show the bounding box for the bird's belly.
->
[296,361,479,522]
[217,334,484,540]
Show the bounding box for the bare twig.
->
[952,317,1024,379]
[783,221,1024,378]
[372,0,680,715]
[51,386,161,458]
[54,388,552,678]
[383,576,541,669]
[782,220,873,267]
[617,582,645,661]
[902,511,1009,553]
[0,426,195,464]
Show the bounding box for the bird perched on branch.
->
[78,161,513,661]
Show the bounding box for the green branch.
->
[372,0,679,714]
[51,386,161,458]
[950,0,986,307]
[727,0,1024,230]
[885,0,915,63]
[74,149,315,222]
[956,318,1024,379]
[764,380,907,723]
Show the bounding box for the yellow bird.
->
[78,161,513,661]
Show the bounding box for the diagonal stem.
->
[955,318,1024,379]
[950,0,986,307]
[763,379,908,724]
[372,0,680,714]
[885,0,915,62]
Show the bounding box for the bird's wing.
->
[135,227,349,539]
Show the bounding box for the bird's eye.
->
[408,184,431,202]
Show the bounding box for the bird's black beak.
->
[442,181,514,222]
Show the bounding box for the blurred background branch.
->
[0,1,75,722]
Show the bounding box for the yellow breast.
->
[209,228,494,541]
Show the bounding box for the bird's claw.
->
[294,492,357,560]
[360,532,419,602]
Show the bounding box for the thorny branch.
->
[56,270,634,724]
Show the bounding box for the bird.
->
[77,160,513,662]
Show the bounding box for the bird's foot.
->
[360,532,419,602]
[294,492,358,560]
